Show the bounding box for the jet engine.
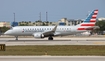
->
[81,31,91,36]
[76,31,91,36]
[33,33,44,38]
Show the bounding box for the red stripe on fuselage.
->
[81,24,95,26]
[77,28,86,30]
[77,28,93,30]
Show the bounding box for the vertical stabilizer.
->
[77,9,98,30]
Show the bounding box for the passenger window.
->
[32,28,34,30]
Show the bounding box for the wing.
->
[32,25,58,38]
[42,25,57,36]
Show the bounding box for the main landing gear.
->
[48,36,53,40]
[15,36,18,40]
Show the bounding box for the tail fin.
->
[77,9,98,30]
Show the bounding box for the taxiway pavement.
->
[0,56,105,61]
[0,38,105,46]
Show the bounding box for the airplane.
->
[4,9,98,40]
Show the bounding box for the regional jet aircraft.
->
[4,9,98,40]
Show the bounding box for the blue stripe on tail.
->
[84,10,94,23]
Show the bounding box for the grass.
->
[0,45,105,56]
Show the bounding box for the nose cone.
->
[4,30,12,35]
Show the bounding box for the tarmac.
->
[0,36,105,61]
[0,37,105,46]
[0,56,105,61]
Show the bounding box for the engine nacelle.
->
[76,31,91,36]
[81,31,91,36]
[33,33,44,38]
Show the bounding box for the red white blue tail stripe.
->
[77,9,98,30]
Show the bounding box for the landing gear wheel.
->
[48,36,53,40]
[15,36,18,40]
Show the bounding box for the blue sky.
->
[0,0,105,22]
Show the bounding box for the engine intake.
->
[33,33,44,38]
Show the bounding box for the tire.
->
[48,36,53,40]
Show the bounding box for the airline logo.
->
[77,9,98,30]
